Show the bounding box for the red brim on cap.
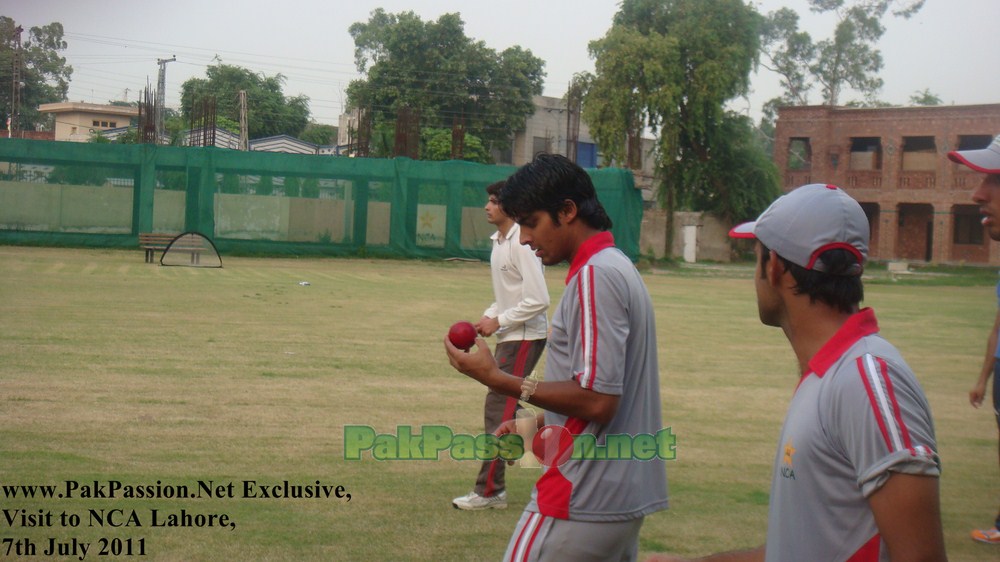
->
[948,150,1000,174]
[728,221,756,239]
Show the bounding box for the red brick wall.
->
[775,104,1000,265]
[1,130,55,141]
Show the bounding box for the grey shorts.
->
[503,511,643,562]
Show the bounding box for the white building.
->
[37,102,139,142]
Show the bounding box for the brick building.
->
[774,104,1000,265]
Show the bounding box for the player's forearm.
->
[521,381,619,424]
[975,363,993,384]
[479,373,618,424]
[981,312,1000,379]
[980,350,997,382]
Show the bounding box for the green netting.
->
[0,139,643,260]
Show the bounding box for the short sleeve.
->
[824,352,940,498]
[566,264,629,395]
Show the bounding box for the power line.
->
[56,30,560,129]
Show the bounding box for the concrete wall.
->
[0,181,132,233]
[640,208,732,262]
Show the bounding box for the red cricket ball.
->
[448,321,478,351]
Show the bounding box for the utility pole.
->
[155,56,176,144]
[565,81,581,163]
[9,25,23,139]
[238,90,248,151]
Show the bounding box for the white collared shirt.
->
[483,222,549,343]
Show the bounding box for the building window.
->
[787,137,811,170]
[957,134,993,151]
[849,137,882,170]
[109,121,116,128]
[953,205,984,245]
[92,120,100,127]
[71,126,78,135]
[901,136,936,171]
[100,121,109,127]
[532,136,551,158]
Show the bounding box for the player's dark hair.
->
[760,242,864,313]
[499,153,613,230]
[486,180,505,198]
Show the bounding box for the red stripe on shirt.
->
[876,356,916,455]
[576,266,598,390]
[534,417,588,519]
[846,534,881,561]
[857,354,916,454]
[857,356,894,450]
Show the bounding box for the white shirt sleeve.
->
[497,238,549,329]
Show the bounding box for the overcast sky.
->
[7,0,1000,127]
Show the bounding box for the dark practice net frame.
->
[160,231,223,268]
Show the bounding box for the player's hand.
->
[475,316,500,337]
[491,419,520,465]
[444,336,500,386]
[494,419,518,437]
[970,381,987,408]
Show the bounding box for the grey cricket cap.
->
[729,183,869,275]
[948,134,1000,174]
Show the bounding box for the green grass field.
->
[0,246,997,561]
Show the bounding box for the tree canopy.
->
[582,0,778,224]
[179,63,310,139]
[299,123,338,146]
[760,0,924,108]
[346,9,545,155]
[909,88,942,106]
[421,128,490,164]
[0,16,72,131]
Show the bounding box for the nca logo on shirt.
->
[781,439,796,480]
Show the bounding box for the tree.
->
[162,107,187,145]
[909,88,942,106]
[299,123,338,146]
[689,113,781,221]
[0,17,73,131]
[180,63,310,139]
[761,0,924,108]
[583,0,778,225]
[346,9,545,155]
[421,128,491,163]
[759,8,815,107]
[108,127,139,144]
